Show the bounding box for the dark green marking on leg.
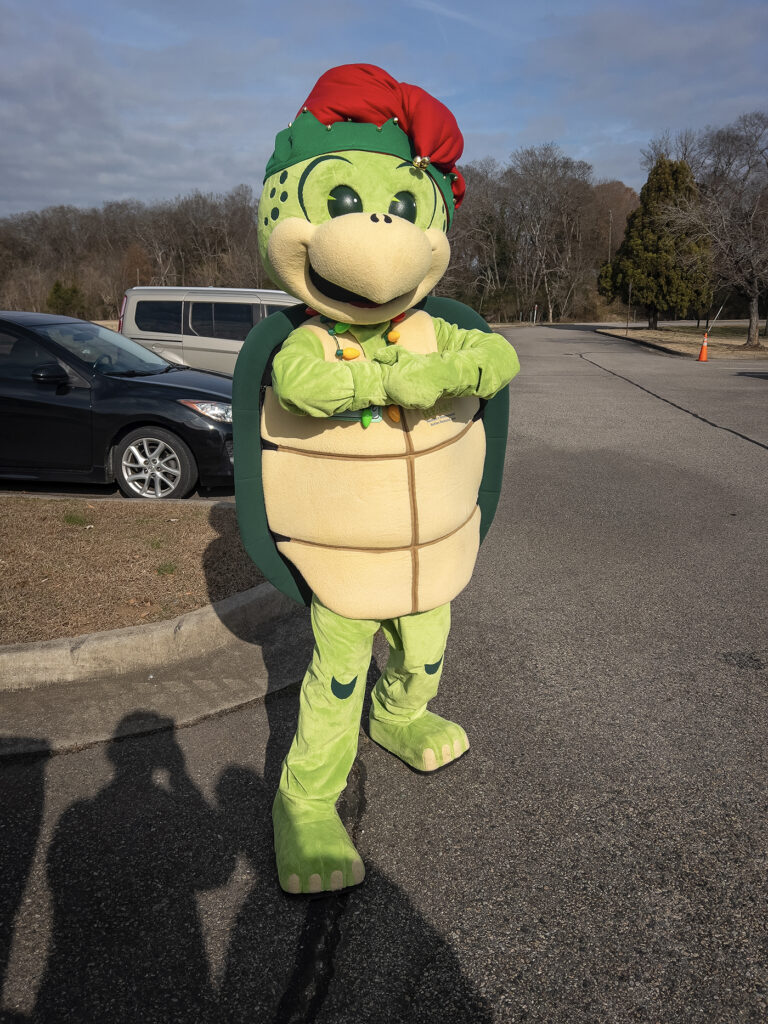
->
[331,675,357,700]
[424,656,443,675]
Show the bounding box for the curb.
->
[594,328,690,357]
[0,582,297,691]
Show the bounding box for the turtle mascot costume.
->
[234,64,520,895]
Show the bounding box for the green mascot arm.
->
[273,317,519,417]
[432,316,521,398]
[373,318,520,409]
[272,327,388,417]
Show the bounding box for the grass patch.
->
[0,497,264,644]
[64,512,90,526]
[596,327,768,358]
[658,325,754,343]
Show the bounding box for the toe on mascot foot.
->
[233,63,520,896]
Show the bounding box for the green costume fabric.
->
[274,596,457,893]
[272,316,520,417]
[236,63,521,895]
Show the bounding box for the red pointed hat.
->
[266,64,466,216]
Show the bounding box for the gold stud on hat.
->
[412,155,430,170]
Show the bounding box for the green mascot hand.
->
[373,346,473,410]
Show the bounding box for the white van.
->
[119,286,298,375]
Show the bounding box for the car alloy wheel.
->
[115,427,197,499]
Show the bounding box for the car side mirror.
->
[32,363,69,385]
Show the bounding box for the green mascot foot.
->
[368,710,470,772]
[272,792,365,895]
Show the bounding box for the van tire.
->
[114,427,198,499]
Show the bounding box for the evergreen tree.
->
[46,280,86,318]
[599,157,711,329]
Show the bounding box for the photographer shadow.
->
[0,738,49,1024]
[34,714,232,1023]
[29,698,491,1022]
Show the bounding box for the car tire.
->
[114,427,198,499]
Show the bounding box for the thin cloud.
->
[407,0,502,33]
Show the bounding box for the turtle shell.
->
[232,296,510,607]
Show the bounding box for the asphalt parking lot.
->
[1,325,766,1023]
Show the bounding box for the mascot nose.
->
[309,213,434,305]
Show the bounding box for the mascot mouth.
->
[307,264,383,309]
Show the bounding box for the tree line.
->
[0,110,764,345]
[600,111,768,347]
[0,184,270,321]
[0,151,638,325]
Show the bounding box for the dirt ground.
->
[596,326,768,358]
[0,497,264,645]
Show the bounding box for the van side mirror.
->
[32,363,69,385]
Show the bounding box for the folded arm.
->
[271,328,388,417]
[373,318,520,409]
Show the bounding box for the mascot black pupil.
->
[389,191,417,222]
[328,185,362,217]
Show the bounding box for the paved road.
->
[2,326,767,1023]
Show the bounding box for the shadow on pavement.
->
[33,714,231,1023]
[0,739,50,1024]
[2,707,490,1022]
[201,503,268,606]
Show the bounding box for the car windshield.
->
[31,322,170,376]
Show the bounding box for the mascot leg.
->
[273,596,377,894]
[368,603,469,772]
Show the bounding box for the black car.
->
[0,312,234,498]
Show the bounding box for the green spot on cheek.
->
[279,171,288,184]
[270,188,276,198]
[271,208,280,220]
[280,191,288,202]
[263,217,269,226]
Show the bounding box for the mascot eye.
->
[327,185,362,217]
[389,191,417,223]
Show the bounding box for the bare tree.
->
[641,128,703,176]
[502,144,594,322]
[664,112,768,347]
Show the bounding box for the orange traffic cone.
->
[697,332,708,362]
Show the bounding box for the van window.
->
[189,302,214,337]
[135,300,182,334]
[212,302,254,340]
[263,303,292,317]
[188,302,255,341]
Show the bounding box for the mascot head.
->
[257,64,465,325]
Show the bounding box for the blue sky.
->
[1,0,766,216]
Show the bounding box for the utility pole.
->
[608,209,613,263]
[625,279,632,337]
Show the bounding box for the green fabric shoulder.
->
[272,315,519,417]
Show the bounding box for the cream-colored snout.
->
[308,214,445,305]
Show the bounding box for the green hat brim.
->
[264,111,457,224]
